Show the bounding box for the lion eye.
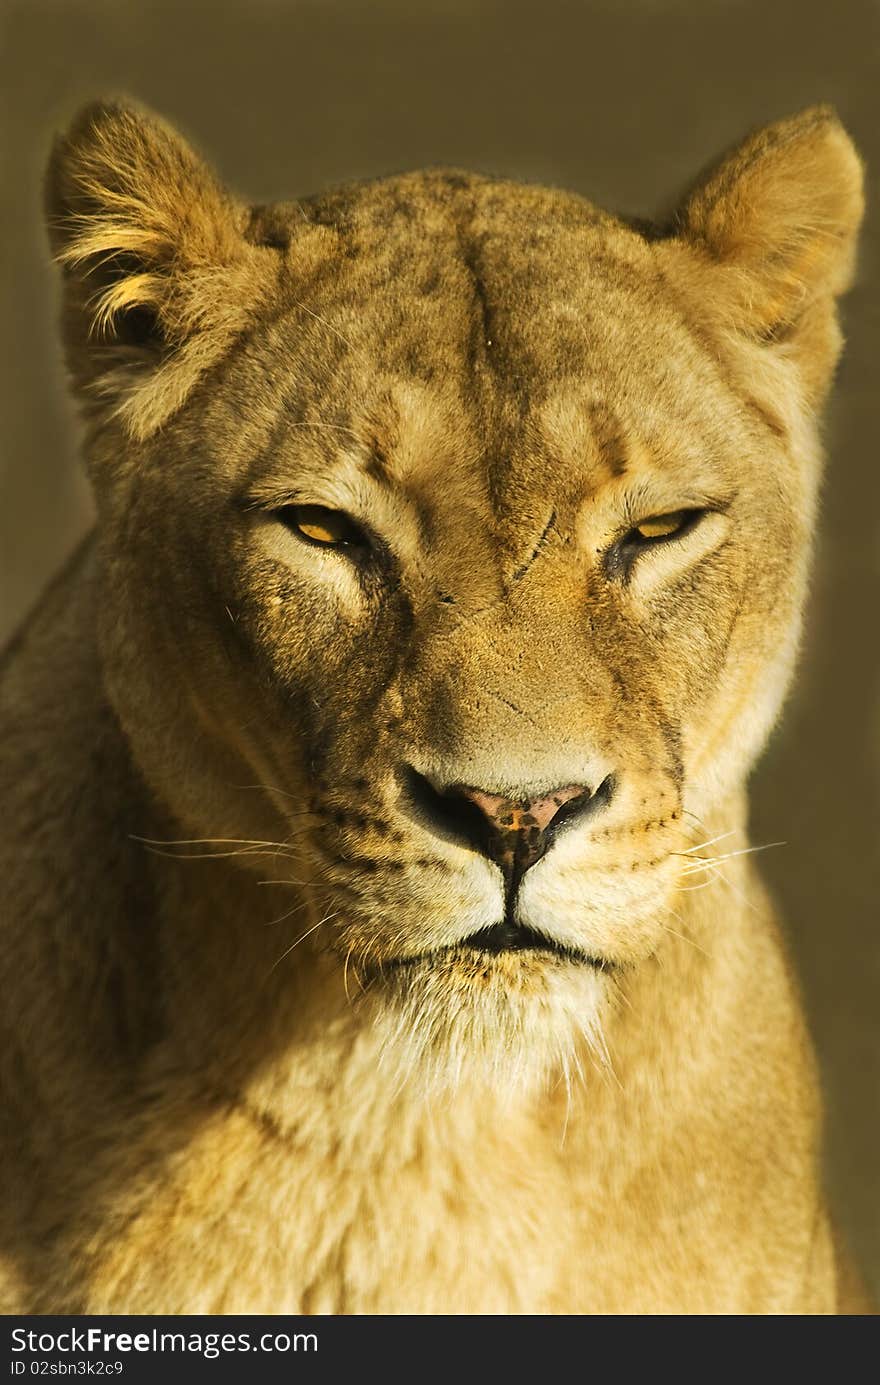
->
[278,504,369,551]
[630,510,699,542]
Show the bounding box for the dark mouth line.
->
[385,919,611,973]
[460,920,610,968]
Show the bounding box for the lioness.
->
[0,100,869,1314]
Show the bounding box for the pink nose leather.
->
[463,785,587,834]
[458,783,590,875]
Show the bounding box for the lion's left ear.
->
[667,105,864,402]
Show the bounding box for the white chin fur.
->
[364,952,611,1102]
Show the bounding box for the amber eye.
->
[277,504,369,551]
[630,509,700,543]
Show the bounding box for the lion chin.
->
[346,931,612,1100]
[370,959,610,1101]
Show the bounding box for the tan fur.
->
[0,100,871,1313]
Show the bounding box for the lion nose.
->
[403,768,616,876]
[463,785,585,833]
[452,783,598,874]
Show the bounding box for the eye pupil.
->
[278,504,368,550]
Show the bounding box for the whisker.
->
[672,830,737,857]
[709,840,786,864]
[680,840,786,875]
[660,902,687,928]
[700,864,763,915]
[342,945,366,1004]
[263,897,309,928]
[558,1066,572,1151]
[225,783,318,810]
[606,971,632,1013]
[136,843,301,862]
[657,916,711,958]
[268,910,339,976]
[257,878,309,887]
[132,833,301,850]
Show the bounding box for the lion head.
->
[46,102,862,1091]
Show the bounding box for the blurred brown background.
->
[1,0,877,1295]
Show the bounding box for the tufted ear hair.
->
[675,105,864,334]
[46,100,282,441]
[668,106,864,404]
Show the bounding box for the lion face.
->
[47,103,862,1087]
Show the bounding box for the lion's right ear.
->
[46,101,280,440]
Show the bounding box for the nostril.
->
[401,766,493,855]
[543,773,616,845]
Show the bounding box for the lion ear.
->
[46,100,279,440]
[673,105,864,347]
